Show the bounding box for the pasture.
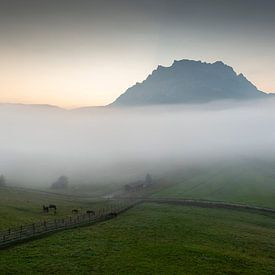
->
[0,203,275,274]
[0,186,112,230]
[156,161,275,208]
[1,162,275,274]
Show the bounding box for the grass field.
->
[1,203,275,274]
[0,186,111,230]
[156,161,275,208]
[1,161,275,274]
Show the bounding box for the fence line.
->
[2,197,272,249]
[0,199,141,249]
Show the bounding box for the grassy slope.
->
[0,187,108,230]
[1,161,275,274]
[1,203,275,274]
[156,162,275,208]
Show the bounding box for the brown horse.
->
[86,210,95,215]
[107,212,118,218]
[43,205,49,213]
[49,204,57,210]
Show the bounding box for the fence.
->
[2,197,272,249]
[0,199,141,249]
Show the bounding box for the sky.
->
[0,0,275,108]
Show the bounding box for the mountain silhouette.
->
[111,60,267,106]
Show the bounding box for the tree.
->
[51,176,69,190]
[0,174,6,187]
[145,173,153,185]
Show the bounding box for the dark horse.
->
[72,209,79,214]
[86,210,95,215]
[107,212,118,218]
[48,204,57,210]
[43,205,49,213]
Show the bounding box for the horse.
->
[107,212,118,218]
[86,210,95,215]
[48,204,57,211]
[72,209,79,214]
[43,205,49,213]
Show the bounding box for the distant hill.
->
[0,103,63,111]
[111,60,268,106]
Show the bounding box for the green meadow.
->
[1,161,275,274]
[0,186,110,230]
[0,203,274,274]
[156,161,275,208]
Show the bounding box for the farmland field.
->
[0,186,112,230]
[156,162,275,208]
[0,203,275,274]
[1,162,275,274]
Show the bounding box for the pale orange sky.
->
[0,0,274,108]
[1,48,274,108]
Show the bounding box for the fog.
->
[0,98,275,187]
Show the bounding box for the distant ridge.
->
[111,59,267,106]
[0,103,62,110]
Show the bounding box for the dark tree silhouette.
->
[145,173,153,185]
[0,174,6,187]
[51,176,69,190]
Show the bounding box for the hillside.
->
[111,60,267,106]
[1,162,275,273]
[155,160,275,208]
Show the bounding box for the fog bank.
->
[0,99,275,187]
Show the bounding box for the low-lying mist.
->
[0,98,275,188]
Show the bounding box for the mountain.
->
[111,60,267,106]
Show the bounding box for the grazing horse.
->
[72,209,79,214]
[107,212,118,218]
[86,210,95,215]
[43,205,49,213]
[48,204,57,211]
